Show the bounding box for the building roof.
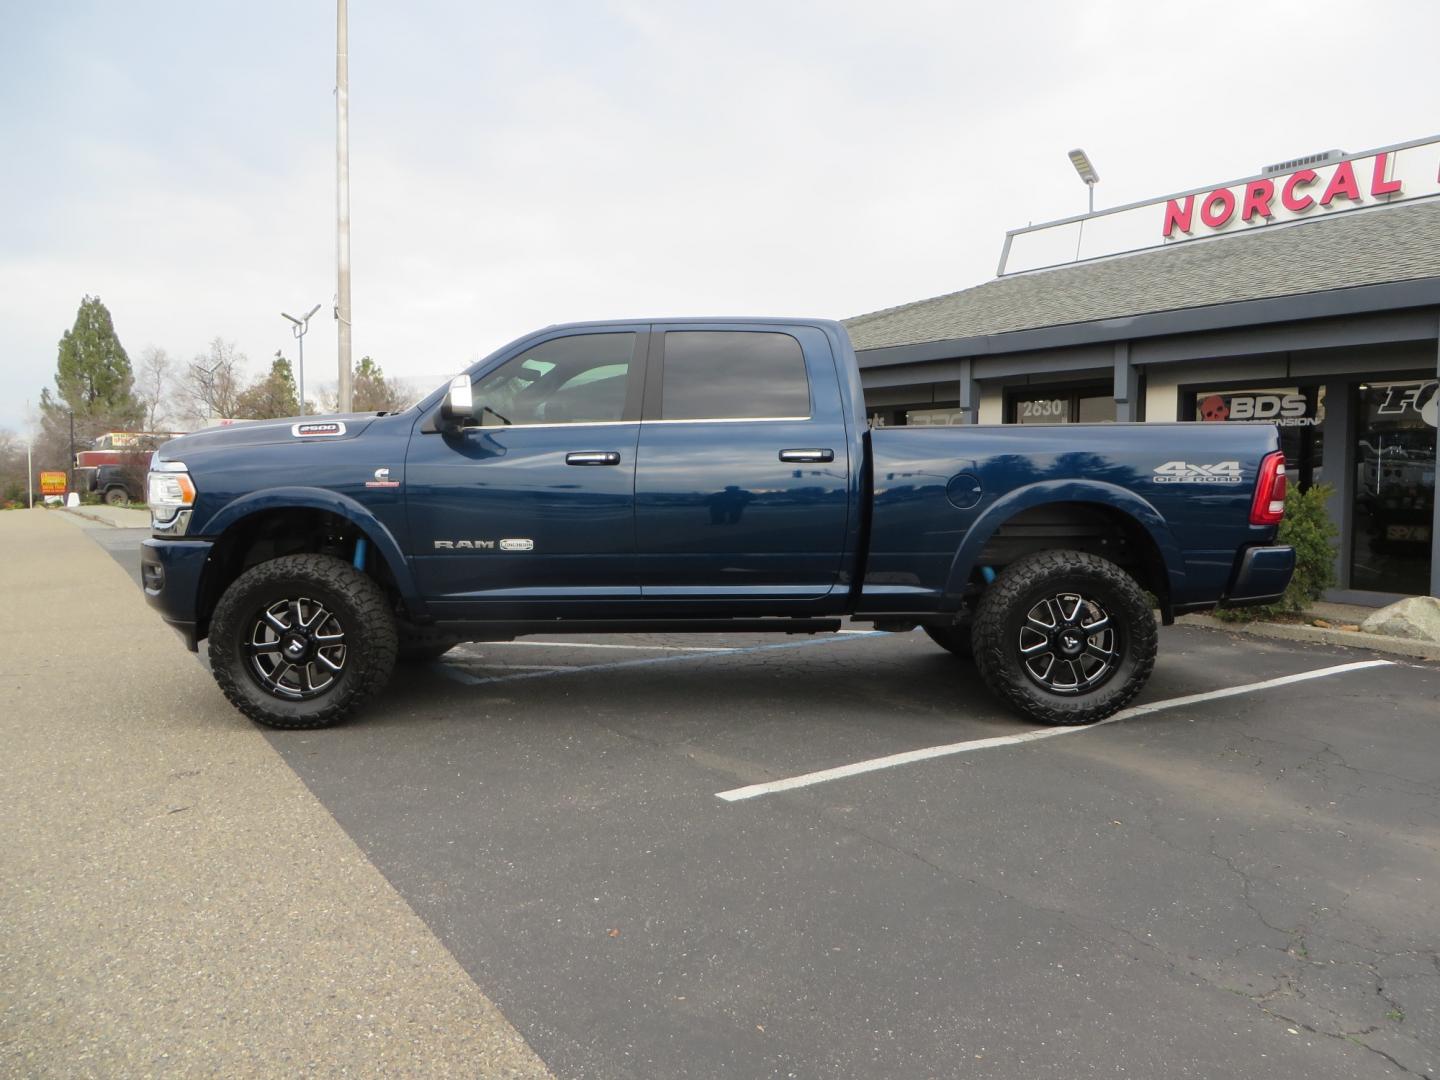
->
[844,199,1440,352]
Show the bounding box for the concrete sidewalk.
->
[1180,599,1440,661]
[59,503,151,529]
[0,510,551,1078]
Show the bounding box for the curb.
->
[1180,613,1440,662]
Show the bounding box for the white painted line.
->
[435,631,889,688]
[483,640,731,652]
[715,659,1393,803]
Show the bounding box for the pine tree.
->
[352,355,410,412]
[38,295,143,467]
[235,355,301,419]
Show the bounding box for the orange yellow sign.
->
[39,471,67,496]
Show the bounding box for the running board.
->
[434,618,844,637]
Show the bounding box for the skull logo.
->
[1199,394,1230,422]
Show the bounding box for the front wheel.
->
[208,554,398,729]
[972,550,1156,725]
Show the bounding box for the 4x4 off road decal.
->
[1153,460,1244,484]
[291,421,347,438]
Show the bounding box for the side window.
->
[470,333,636,426]
[659,331,810,421]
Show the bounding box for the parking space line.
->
[433,631,889,687]
[715,659,1393,802]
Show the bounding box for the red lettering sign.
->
[1200,188,1236,228]
[1370,151,1402,197]
[1240,179,1274,222]
[1281,169,1317,212]
[1320,160,1361,206]
[1162,195,1195,238]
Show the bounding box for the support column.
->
[1113,341,1137,422]
[959,358,979,425]
[1323,379,1353,591]
[1431,318,1440,597]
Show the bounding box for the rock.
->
[1311,618,1332,628]
[1360,596,1440,643]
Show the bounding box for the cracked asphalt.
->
[38,514,1440,1077]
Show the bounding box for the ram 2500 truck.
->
[140,318,1294,730]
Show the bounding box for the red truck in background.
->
[75,432,184,505]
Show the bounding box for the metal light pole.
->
[1068,148,1100,214]
[335,0,354,412]
[26,435,33,509]
[282,304,322,415]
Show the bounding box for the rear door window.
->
[658,331,810,421]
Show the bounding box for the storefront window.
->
[1009,388,1113,424]
[1350,380,1437,595]
[905,407,966,426]
[1187,385,1326,489]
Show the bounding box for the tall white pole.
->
[26,438,33,509]
[335,0,354,412]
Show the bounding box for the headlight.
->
[148,461,196,533]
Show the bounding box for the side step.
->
[434,618,844,637]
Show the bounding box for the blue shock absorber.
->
[980,565,997,584]
[353,536,368,571]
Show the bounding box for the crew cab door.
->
[405,328,647,614]
[634,324,852,603]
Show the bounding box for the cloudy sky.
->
[2,1,1438,433]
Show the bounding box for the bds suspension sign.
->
[1000,135,1440,275]
[39,471,67,496]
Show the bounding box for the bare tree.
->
[178,339,247,426]
[135,346,175,431]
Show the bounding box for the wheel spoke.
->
[1020,637,1051,655]
[246,640,282,655]
[302,604,329,631]
[315,648,344,672]
[1080,614,1110,634]
[262,610,288,633]
[1059,594,1083,624]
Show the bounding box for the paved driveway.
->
[75,518,1440,1077]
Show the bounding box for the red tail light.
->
[1250,451,1287,526]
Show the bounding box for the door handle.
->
[565,451,622,466]
[779,448,834,463]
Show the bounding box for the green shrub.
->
[1215,482,1338,621]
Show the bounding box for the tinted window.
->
[660,331,809,420]
[471,333,635,426]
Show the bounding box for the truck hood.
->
[157,413,385,458]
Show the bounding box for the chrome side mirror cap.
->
[440,374,474,424]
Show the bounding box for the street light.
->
[1068,148,1100,214]
[281,303,322,415]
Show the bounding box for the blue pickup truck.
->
[141,318,1293,730]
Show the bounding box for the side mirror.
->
[440,374,475,426]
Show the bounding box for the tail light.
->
[1250,451,1287,526]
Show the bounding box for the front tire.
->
[208,554,398,730]
[972,550,1156,725]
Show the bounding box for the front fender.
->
[940,479,1187,608]
[200,486,423,611]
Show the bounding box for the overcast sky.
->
[2,1,1438,433]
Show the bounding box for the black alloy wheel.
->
[208,554,397,729]
[972,549,1156,726]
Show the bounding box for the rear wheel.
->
[104,486,128,506]
[208,554,398,729]
[972,550,1156,725]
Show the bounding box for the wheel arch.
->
[942,481,1187,618]
[195,488,423,638]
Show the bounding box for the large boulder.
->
[1360,596,1440,643]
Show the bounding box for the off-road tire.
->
[397,623,460,664]
[208,554,398,730]
[924,622,973,660]
[103,486,128,507]
[972,550,1156,726]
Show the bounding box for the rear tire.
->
[104,486,128,507]
[972,550,1156,726]
[208,554,398,730]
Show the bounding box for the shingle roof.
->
[844,199,1440,352]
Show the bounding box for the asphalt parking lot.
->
[70,521,1440,1077]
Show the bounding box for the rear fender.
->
[940,480,1187,609]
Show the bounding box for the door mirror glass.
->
[441,374,475,425]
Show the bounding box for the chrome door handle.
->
[779,448,834,463]
[565,451,622,466]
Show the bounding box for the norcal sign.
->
[1000,135,1440,275]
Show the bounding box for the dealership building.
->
[848,135,1440,601]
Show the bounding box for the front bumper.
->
[140,537,214,650]
[1221,544,1296,608]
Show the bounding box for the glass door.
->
[1351,380,1437,595]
